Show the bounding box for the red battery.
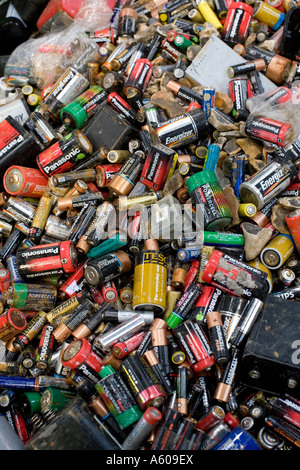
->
[0,268,11,292]
[140,143,176,190]
[229,77,253,121]
[61,337,104,382]
[16,241,78,281]
[186,102,202,112]
[101,280,118,302]
[193,285,223,324]
[286,210,300,254]
[184,260,200,291]
[123,58,153,97]
[245,115,294,147]
[36,130,93,177]
[112,331,147,358]
[96,163,122,187]
[89,286,105,305]
[107,92,136,122]
[0,308,27,342]
[59,260,88,299]
[173,319,215,374]
[166,30,191,42]
[222,2,254,45]
[3,166,48,198]
[195,405,225,432]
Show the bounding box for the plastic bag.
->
[4,0,113,90]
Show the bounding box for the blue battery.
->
[202,87,215,119]
[214,426,262,450]
[6,254,23,283]
[176,246,201,261]
[203,144,220,171]
[231,154,246,198]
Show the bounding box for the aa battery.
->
[231,154,246,197]
[227,59,267,78]
[84,250,131,287]
[155,110,210,149]
[166,283,203,329]
[174,319,215,373]
[60,86,108,129]
[122,407,162,450]
[119,355,167,410]
[206,311,230,365]
[186,170,232,231]
[195,405,226,432]
[3,166,48,198]
[229,77,253,121]
[3,283,57,312]
[53,298,95,343]
[42,67,90,118]
[12,310,48,351]
[201,249,268,299]
[214,348,241,403]
[4,197,35,225]
[123,58,153,97]
[166,80,203,105]
[112,331,146,359]
[16,241,77,281]
[94,314,146,352]
[96,365,143,430]
[0,308,27,342]
[219,295,248,346]
[229,297,264,349]
[35,324,54,370]
[144,349,174,396]
[36,130,93,177]
[101,309,154,325]
[108,153,144,197]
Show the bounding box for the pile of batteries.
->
[0,0,300,452]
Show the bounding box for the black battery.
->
[0,115,40,190]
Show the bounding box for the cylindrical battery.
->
[61,337,104,384]
[239,159,297,210]
[173,319,215,373]
[229,298,264,349]
[84,250,131,286]
[0,309,27,342]
[112,331,146,358]
[42,67,90,118]
[35,324,54,370]
[4,197,36,225]
[36,130,93,177]
[0,268,11,292]
[195,405,226,432]
[101,309,154,325]
[285,209,300,254]
[193,285,224,325]
[222,2,254,45]
[206,310,231,365]
[253,0,285,30]
[227,59,267,78]
[16,241,77,281]
[3,283,57,312]
[140,143,177,190]
[166,283,203,329]
[132,250,167,314]
[3,166,48,198]
[119,355,167,410]
[219,295,248,345]
[60,86,108,129]
[95,365,143,429]
[260,234,294,270]
[213,348,240,403]
[186,170,232,230]
[23,110,59,149]
[53,298,95,343]
[94,314,146,352]
[108,153,144,197]
[246,115,294,148]
[155,110,210,149]
[201,249,268,299]
[122,407,162,450]
[123,58,153,97]
[12,310,48,351]
[229,77,253,121]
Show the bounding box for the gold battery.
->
[118,191,162,211]
[238,203,257,218]
[171,262,188,290]
[260,234,294,270]
[132,250,167,314]
[163,290,182,321]
[30,189,55,236]
[120,286,133,304]
[46,296,82,324]
[107,150,131,164]
[248,257,273,293]
[198,246,215,283]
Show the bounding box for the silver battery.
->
[94,314,146,351]
[45,215,70,240]
[4,197,36,224]
[103,309,154,325]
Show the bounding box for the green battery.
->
[40,387,76,412]
[203,231,245,247]
[87,230,128,259]
[60,86,108,130]
[173,35,194,51]
[21,391,42,417]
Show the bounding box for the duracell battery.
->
[151,320,171,376]
[176,365,188,415]
[213,348,240,403]
[144,349,174,395]
[206,311,231,365]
